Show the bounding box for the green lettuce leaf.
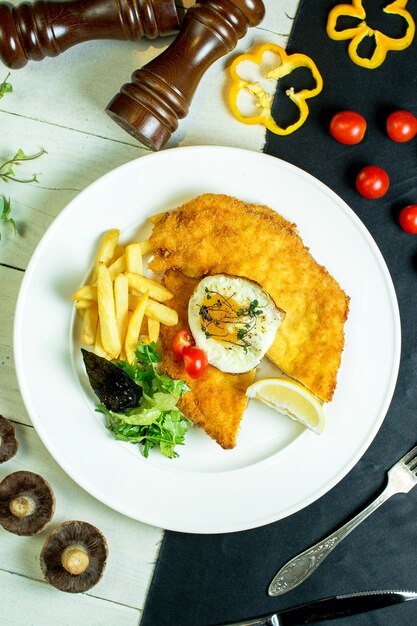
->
[94,341,191,458]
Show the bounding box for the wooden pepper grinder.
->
[0,0,180,69]
[106,0,265,150]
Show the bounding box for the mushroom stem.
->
[9,495,36,518]
[61,544,90,575]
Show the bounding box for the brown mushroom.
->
[0,471,55,535]
[40,521,108,593]
[0,415,19,463]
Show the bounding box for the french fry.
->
[97,262,121,358]
[145,299,178,326]
[140,317,148,335]
[74,226,179,362]
[126,272,173,302]
[147,317,160,344]
[94,324,112,359]
[72,285,97,301]
[108,254,126,281]
[138,239,153,255]
[75,299,94,314]
[125,243,143,275]
[91,229,120,283]
[110,244,125,264]
[76,306,85,320]
[81,303,98,345]
[72,249,124,301]
[125,292,149,362]
[114,273,129,348]
[75,286,177,326]
[149,211,166,224]
[129,294,178,326]
[119,313,132,362]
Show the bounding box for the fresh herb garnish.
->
[0,147,47,185]
[248,299,262,317]
[0,73,12,100]
[0,78,15,240]
[0,77,47,242]
[0,196,16,240]
[237,328,248,340]
[97,341,191,458]
[0,74,46,242]
[199,305,212,322]
[0,147,46,241]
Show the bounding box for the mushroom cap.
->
[0,471,55,535]
[40,521,108,593]
[0,415,19,463]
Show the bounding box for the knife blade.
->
[215,589,417,626]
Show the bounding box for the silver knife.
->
[215,589,417,626]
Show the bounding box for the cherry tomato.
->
[329,111,367,145]
[355,166,390,199]
[171,330,194,360]
[399,205,417,234]
[386,110,417,142]
[182,346,208,379]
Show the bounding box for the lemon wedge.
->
[246,377,325,434]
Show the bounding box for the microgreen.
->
[248,299,262,317]
[237,328,248,340]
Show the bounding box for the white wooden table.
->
[0,2,295,623]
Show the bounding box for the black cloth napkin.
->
[141,1,417,624]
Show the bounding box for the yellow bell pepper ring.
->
[228,43,323,136]
[327,0,415,69]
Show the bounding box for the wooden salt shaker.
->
[0,0,180,69]
[106,0,265,150]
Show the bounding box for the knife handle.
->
[268,483,396,596]
[216,590,417,626]
[214,615,270,626]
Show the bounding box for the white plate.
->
[14,146,400,533]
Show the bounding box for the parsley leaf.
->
[135,341,161,365]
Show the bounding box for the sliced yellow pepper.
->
[327,0,415,69]
[229,43,323,136]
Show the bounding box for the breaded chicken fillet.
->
[150,194,349,403]
[160,270,255,449]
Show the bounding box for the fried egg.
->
[188,275,285,374]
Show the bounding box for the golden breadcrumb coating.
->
[150,194,349,402]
